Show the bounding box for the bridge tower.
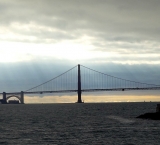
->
[20,91,24,104]
[77,64,83,103]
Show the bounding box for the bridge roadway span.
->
[1,86,160,95]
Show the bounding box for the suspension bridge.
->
[0,64,160,104]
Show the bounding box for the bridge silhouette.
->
[0,64,160,104]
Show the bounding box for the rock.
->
[136,112,160,120]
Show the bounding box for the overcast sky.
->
[0,0,160,103]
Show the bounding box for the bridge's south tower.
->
[77,64,83,103]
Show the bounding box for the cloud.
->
[1,0,160,54]
[1,0,160,67]
[0,61,160,93]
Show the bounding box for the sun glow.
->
[1,41,159,65]
[23,94,160,103]
[0,41,114,62]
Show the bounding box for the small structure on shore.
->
[136,104,160,120]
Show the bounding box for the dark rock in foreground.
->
[136,112,160,120]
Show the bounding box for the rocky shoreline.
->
[136,112,160,120]
[136,104,160,120]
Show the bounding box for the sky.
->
[0,0,160,103]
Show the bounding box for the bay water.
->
[0,102,160,144]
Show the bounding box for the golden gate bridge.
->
[0,64,160,104]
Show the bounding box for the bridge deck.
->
[0,87,160,95]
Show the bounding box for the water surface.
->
[0,102,159,144]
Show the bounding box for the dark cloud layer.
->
[0,60,160,92]
[1,0,160,53]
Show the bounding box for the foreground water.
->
[0,102,160,144]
